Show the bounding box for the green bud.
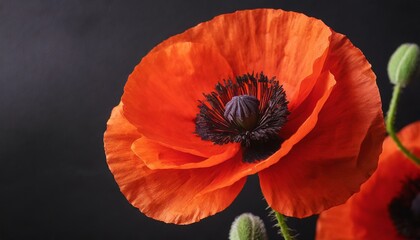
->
[387,43,420,87]
[229,213,268,240]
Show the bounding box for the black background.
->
[1,0,420,239]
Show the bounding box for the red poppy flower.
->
[316,122,420,240]
[104,9,385,224]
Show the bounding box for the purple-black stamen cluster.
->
[388,177,420,239]
[195,72,289,163]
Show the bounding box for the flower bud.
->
[387,43,420,87]
[229,213,268,240]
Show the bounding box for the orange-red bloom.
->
[104,9,385,224]
[317,122,420,240]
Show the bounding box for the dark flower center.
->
[195,72,289,163]
[388,177,420,239]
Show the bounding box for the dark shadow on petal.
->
[242,137,282,163]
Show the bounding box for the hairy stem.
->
[274,211,293,240]
[386,85,420,165]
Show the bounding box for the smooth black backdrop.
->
[1,0,420,239]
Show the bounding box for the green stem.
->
[274,211,293,240]
[386,84,420,165]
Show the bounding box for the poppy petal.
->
[316,122,420,239]
[122,42,235,158]
[131,136,240,169]
[151,9,332,110]
[259,113,384,218]
[258,32,384,218]
[104,104,246,224]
